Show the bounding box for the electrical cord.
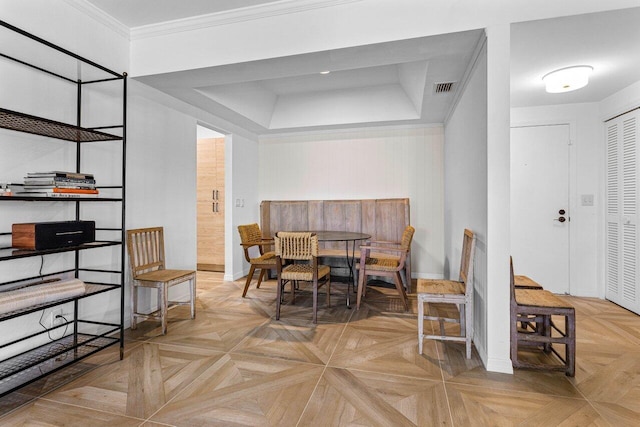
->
[38,255,44,280]
[38,310,70,341]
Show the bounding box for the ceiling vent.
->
[434,82,455,93]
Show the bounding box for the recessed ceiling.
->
[135,31,482,134]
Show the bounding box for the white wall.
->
[0,0,130,357]
[0,2,201,348]
[511,103,602,297]
[258,126,445,278]
[225,134,261,281]
[444,40,490,364]
[126,81,198,270]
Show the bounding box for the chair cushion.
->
[417,279,465,295]
[250,251,276,265]
[359,256,399,271]
[281,264,330,281]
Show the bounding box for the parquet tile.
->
[299,367,451,426]
[146,310,270,352]
[1,271,639,426]
[446,383,596,426]
[329,320,442,380]
[149,353,324,426]
[42,342,225,419]
[0,398,144,426]
[231,317,346,364]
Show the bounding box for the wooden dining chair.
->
[355,225,415,310]
[417,229,476,358]
[238,223,276,297]
[126,227,196,335]
[274,232,331,324]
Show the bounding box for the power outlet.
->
[49,308,64,327]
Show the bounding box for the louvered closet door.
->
[606,111,640,314]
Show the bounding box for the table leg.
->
[344,240,356,308]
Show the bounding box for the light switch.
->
[581,194,594,206]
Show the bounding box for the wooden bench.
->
[514,275,544,290]
[510,259,576,376]
[261,199,411,288]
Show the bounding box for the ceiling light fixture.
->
[319,70,331,75]
[542,65,593,93]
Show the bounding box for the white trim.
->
[259,122,443,142]
[485,357,514,374]
[131,0,363,40]
[62,0,130,39]
[444,31,487,126]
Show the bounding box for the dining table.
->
[313,230,371,307]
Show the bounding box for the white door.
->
[605,111,639,314]
[511,124,570,294]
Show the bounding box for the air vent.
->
[434,82,455,93]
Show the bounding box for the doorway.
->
[510,124,571,294]
[197,126,225,272]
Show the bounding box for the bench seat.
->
[510,259,576,376]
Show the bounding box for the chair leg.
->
[510,304,518,368]
[276,276,283,320]
[242,265,257,297]
[465,297,473,359]
[190,276,196,320]
[394,272,409,311]
[131,282,138,330]
[312,278,318,324]
[356,269,366,310]
[418,296,424,354]
[256,268,267,289]
[161,284,169,335]
[460,303,466,337]
[566,311,576,376]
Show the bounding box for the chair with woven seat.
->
[126,227,196,335]
[274,232,331,324]
[355,225,415,310]
[417,229,476,358]
[238,223,276,297]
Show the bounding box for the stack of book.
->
[17,171,98,198]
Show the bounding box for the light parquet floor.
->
[1,272,639,426]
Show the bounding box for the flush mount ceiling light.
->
[542,65,593,93]
[319,70,331,75]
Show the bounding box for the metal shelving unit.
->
[0,19,126,397]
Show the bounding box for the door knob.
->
[554,216,566,223]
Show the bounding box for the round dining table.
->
[312,231,371,307]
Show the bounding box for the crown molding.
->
[130,0,363,40]
[62,0,130,39]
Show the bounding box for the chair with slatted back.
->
[355,225,415,311]
[126,227,196,335]
[417,229,476,358]
[275,232,331,324]
[238,223,276,297]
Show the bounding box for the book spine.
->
[52,188,99,194]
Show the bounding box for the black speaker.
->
[12,221,96,250]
